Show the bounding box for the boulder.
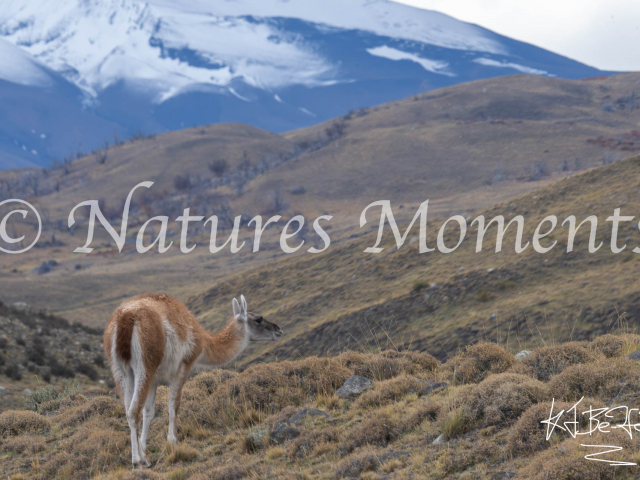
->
[270,424,301,444]
[336,375,374,398]
[628,349,640,360]
[289,408,332,425]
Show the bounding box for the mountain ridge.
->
[0,0,610,168]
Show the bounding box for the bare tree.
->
[263,189,288,214]
[95,141,109,165]
[208,159,228,177]
[526,160,550,181]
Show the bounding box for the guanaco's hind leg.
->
[167,362,191,445]
[127,373,155,469]
[139,380,158,460]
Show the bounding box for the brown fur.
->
[103,292,281,468]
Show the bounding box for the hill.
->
[0,0,610,167]
[0,301,110,412]
[1,334,640,478]
[1,73,640,328]
[188,151,640,368]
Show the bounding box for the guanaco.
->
[104,293,282,469]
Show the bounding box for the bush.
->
[518,341,601,381]
[454,373,549,427]
[4,362,21,380]
[50,357,75,378]
[354,375,432,409]
[208,159,229,177]
[28,380,81,413]
[507,399,602,454]
[0,410,50,435]
[445,342,514,384]
[412,281,428,291]
[547,357,638,401]
[75,362,99,381]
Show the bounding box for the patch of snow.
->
[473,58,548,76]
[228,87,250,102]
[0,38,51,86]
[367,46,454,76]
[0,0,505,102]
[299,107,316,117]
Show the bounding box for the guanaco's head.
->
[233,295,283,341]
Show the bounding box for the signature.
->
[542,397,640,466]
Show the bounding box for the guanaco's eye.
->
[256,317,263,324]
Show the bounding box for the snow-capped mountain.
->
[0,0,609,168]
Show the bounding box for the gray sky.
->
[395,0,640,72]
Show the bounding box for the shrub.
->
[445,342,514,384]
[519,429,635,479]
[454,373,549,427]
[518,341,601,381]
[75,362,99,381]
[335,449,380,477]
[0,410,50,435]
[336,350,438,381]
[547,357,638,401]
[4,362,21,380]
[412,281,428,291]
[28,381,81,413]
[57,396,123,428]
[590,333,640,358]
[0,435,46,454]
[354,374,432,409]
[507,399,602,454]
[341,413,401,453]
[50,357,75,378]
[287,427,338,458]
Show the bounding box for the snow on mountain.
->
[0,0,611,168]
[0,38,52,87]
[0,0,501,102]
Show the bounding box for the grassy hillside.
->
[1,334,640,479]
[0,301,110,412]
[188,152,640,367]
[1,73,640,326]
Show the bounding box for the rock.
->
[423,382,448,395]
[0,386,8,395]
[336,375,374,398]
[516,350,533,360]
[270,424,301,444]
[290,186,307,195]
[33,262,51,275]
[432,434,446,445]
[487,268,495,273]
[21,389,32,397]
[628,349,640,360]
[289,408,333,425]
[12,302,28,311]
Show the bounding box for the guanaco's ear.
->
[241,295,248,315]
[232,298,242,318]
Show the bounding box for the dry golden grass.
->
[2,335,640,479]
[547,357,639,401]
[444,342,515,384]
[0,410,50,435]
[517,341,603,381]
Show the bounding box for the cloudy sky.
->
[396,0,640,72]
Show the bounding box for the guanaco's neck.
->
[197,319,248,367]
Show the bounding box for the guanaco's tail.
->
[115,310,136,362]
